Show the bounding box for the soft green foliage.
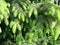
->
[0,0,60,45]
[0,0,10,25]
